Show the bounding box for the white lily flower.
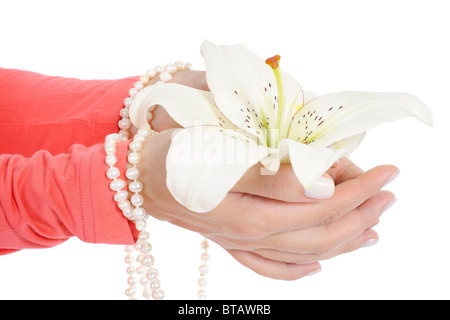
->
[130,40,433,213]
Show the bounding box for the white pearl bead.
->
[105,155,117,166]
[141,254,154,267]
[135,219,147,231]
[198,277,207,287]
[104,140,116,149]
[129,88,138,98]
[136,253,144,263]
[137,129,151,138]
[129,141,142,152]
[106,167,120,179]
[134,81,144,91]
[119,108,129,118]
[128,152,141,165]
[152,289,165,300]
[175,61,184,70]
[118,118,131,130]
[124,97,133,107]
[129,181,143,193]
[146,268,158,281]
[122,208,134,220]
[125,254,134,265]
[126,266,135,275]
[119,129,129,139]
[159,71,172,82]
[139,276,150,287]
[154,65,163,74]
[136,265,146,275]
[114,190,129,202]
[150,279,161,290]
[143,288,152,300]
[125,245,135,253]
[125,286,137,297]
[131,194,144,207]
[198,289,207,299]
[104,144,116,156]
[105,133,120,143]
[201,240,209,250]
[139,74,150,84]
[133,134,146,143]
[140,243,152,254]
[126,167,140,180]
[147,68,157,78]
[184,62,193,70]
[199,264,209,275]
[118,200,132,211]
[127,276,137,286]
[165,63,177,74]
[138,231,149,242]
[110,179,126,191]
[201,253,210,261]
[133,207,147,220]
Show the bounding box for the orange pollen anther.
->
[265,55,281,69]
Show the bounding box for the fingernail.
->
[382,197,397,214]
[360,239,378,248]
[304,176,335,199]
[384,170,400,187]
[305,268,322,277]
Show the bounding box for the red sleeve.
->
[0,68,139,254]
[0,142,136,254]
[0,67,138,156]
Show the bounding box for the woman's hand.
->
[138,129,398,280]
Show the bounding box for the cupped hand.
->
[138,129,399,281]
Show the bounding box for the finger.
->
[327,158,364,185]
[151,106,183,132]
[221,190,393,254]
[255,190,395,254]
[171,70,209,91]
[304,190,394,253]
[218,164,398,238]
[314,165,399,226]
[286,164,398,229]
[251,228,379,264]
[231,163,334,202]
[232,158,364,203]
[227,250,321,281]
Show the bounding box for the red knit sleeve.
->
[0,67,138,156]
[0,141,137,254]
[0,68,140,254]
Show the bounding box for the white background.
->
[0,0,449,300]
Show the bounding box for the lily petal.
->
[130,83,236,131]
[288,91,433,148]
[332,132,366,157]
[279,71,304,139]
[201,40,278,145]
[277,138,346,189]
[166,126,271,213]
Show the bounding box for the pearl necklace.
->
[104,62,210,300]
